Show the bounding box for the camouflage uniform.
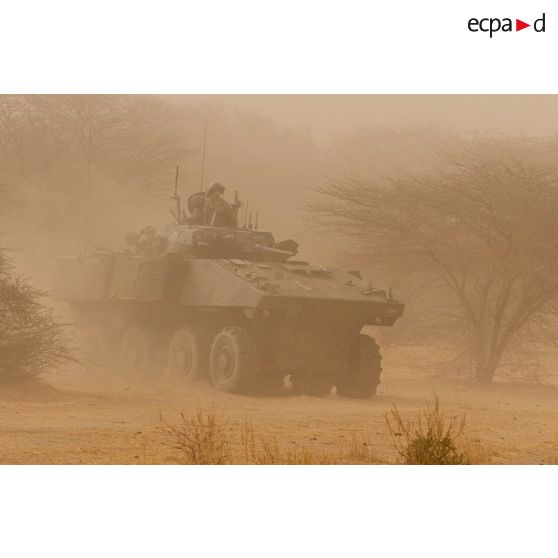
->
[204,183,235,227]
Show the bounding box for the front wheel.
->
[336,334,382,399]
[209,327,261,394]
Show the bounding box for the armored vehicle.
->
[53,185,404,397]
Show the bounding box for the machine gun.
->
[253,244,297,261]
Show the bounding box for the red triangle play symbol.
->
[516,19,530,31]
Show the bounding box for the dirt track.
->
[1,354,558,464]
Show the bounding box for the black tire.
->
[166,327,206,383]
[209,327,261,393]
[336,334,382,399]
[117,327,157,381]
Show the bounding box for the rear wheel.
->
[78,325,112,366]
[117,327,157,382]
[209,327,261,394]
[166,327,206,383]
[336,334,382,398]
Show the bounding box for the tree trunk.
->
[473,343,505,384]
[475,363,498,384]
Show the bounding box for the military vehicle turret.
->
[53,181,404,397]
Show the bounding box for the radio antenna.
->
[174,164,179,196]
[83,115,93,251]
[243,199,249,228]
[171,164,182,224]
[199,121,207,192]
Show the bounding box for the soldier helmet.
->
[207,182,225,195]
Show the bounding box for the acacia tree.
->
[0,247,75,382]
[0,95,190,187]
[311,141,558,383]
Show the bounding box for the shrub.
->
[0,248,75,382]
[386,397,468,465]
[162,406,231,464]
[162,410,381,465]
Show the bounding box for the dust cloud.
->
[1,95,558,465]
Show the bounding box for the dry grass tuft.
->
[459,435,492,464]
[341,434,378,464]
[240,419,332,464]
[162,405,231,464]
[162,410,382,465]
[240,419,380,464]
[386,397,468,465]
[160,401,485,465]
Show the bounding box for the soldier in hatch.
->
[187,191,206,224]
[124,226,167,255]
[204,182,237,227]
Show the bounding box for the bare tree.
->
[1,95,190,188]
[311,140,558,383]
[0,247,75,382]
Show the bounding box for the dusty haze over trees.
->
[2,95,558,383]
[312,139,558,382]
[0,94,317,273]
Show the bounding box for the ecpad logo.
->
[468,13,546,37]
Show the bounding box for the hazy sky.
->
[176,95,558,139]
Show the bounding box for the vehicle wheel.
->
[78,325,111,365]
[166,327,206,383]
[291,373,333,397]
[336,334,382,399]
[117,327,157,381]
[209,327,261,393]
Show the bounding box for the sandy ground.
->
[1,353,558,464]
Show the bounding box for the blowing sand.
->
[1,354,557,464]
